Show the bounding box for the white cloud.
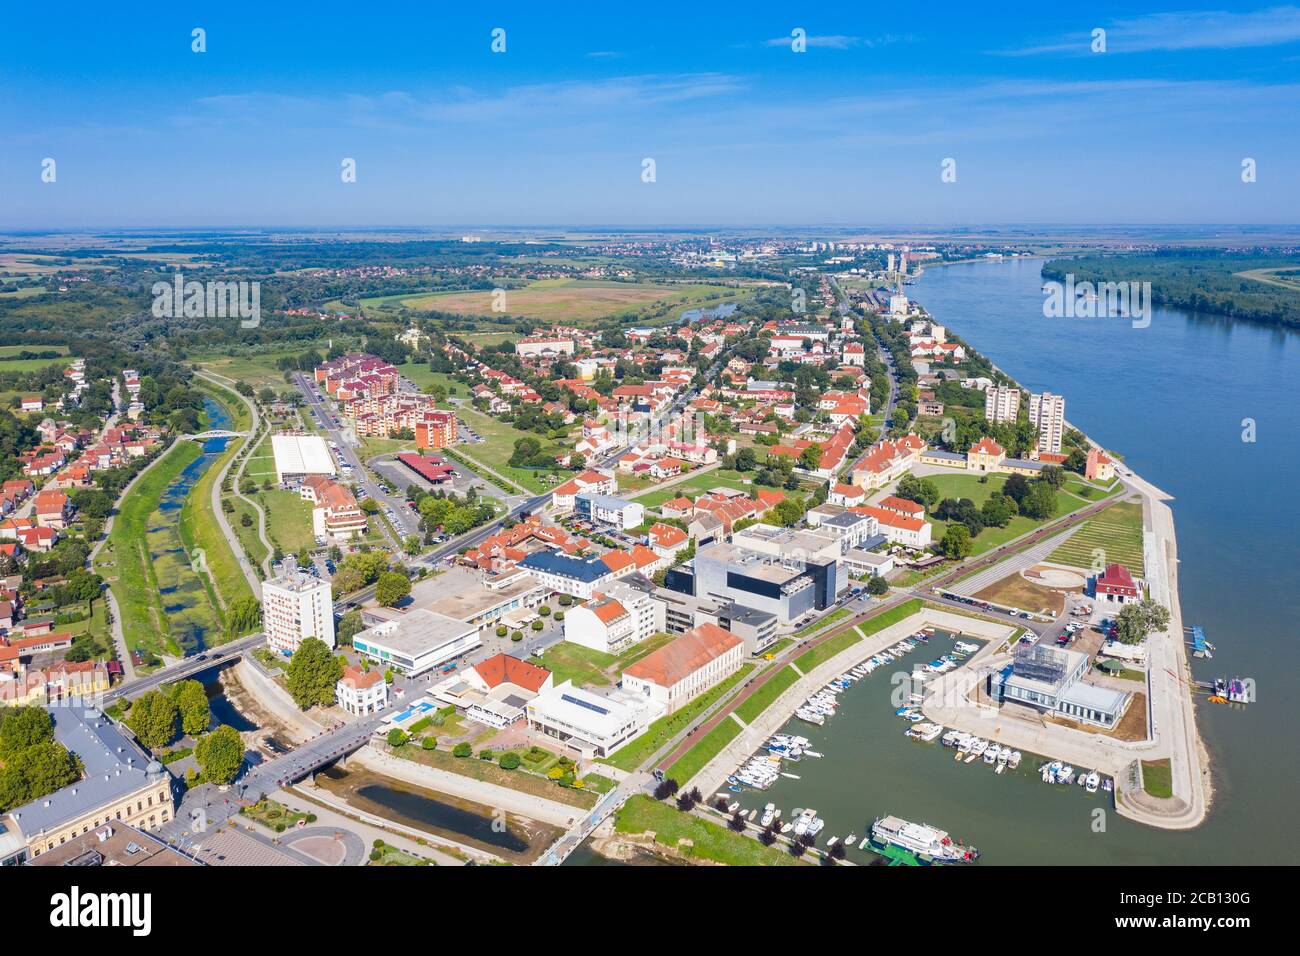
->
[1002,5,1300,55]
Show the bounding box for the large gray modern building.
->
[675,541,846,625]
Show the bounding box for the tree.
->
[387,728,409,748]
[336,609,364,646]
[0,706,54,761]
[194,725,244,785]
[1115,598,1172,645]
[286,637,344,709]
[174,680,211,737]
[1020,481,1058,521]
[374,571,411,608]
[226,595,262,637]
[939,524,973,559]
[127,690,179,750]
[499,752,521,770]
[866,574,890,596]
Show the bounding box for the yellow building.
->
[0,706,173,865]
[966,437,1006,472]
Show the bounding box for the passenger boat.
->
[983,744,1001,764]
[870,815,980,864]
[916,722,944,742]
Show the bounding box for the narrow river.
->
[150,395,232,655]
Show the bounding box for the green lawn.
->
[453,404,574,494]
[1141,759,1173,799]
[94,442,201,658]
[392,743,597,810]
[529,642,617,687]
[793,598,923,673]
[1048,500,1145,575]
[632,471,754,507]
[257,487,316,555]
[614,795,798,866]
[922,473,1097,556]
[664,717,743,785]
[601,664,754,772]
[734,665,801,725]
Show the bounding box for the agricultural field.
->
[1047,500,1146,575]
[0,343,73,371]
[392,279,741,324]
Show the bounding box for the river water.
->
[688,259,1298,866]
[150,395,232,655]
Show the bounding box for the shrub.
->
[478,749,493,760]
[421,736,437,750]
[538,605,551,617]
[495,625,507,637]
[511,630,523,641]
[452,742,472,758]
[554,611,564,622]
[387,728,409,748]
[558,594,572,606]
[499,752,521,770]
[531,619,543,631]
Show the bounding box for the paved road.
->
[104,633,265,702]
[195,370,265,598]
[292,371,414,543]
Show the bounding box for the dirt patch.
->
[974,573,1070,615]
[1046,690,1148,742]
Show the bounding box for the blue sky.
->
[2,1,1298,228]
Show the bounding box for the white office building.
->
[352,608,481,676]
[262,559,335,656]
[1029,391,1066,454]
[525,680,663,759]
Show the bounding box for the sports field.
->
[1047,500,1145,575]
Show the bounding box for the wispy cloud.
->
[761,33,903,50]
[191,73,746,130]
[1001,5,1300,56]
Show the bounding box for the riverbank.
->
[93,439,201,660]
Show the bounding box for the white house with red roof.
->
[336,665,388,717]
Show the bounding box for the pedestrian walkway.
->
[949,527,1080,596]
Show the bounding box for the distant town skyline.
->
[3,2,1298,228]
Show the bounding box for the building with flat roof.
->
[353,609,481,676]
[1,706,172,864]
[415,567,549,632]
[271,433,337,484]
[262,558,335,656]
[525,680,663,759]
[988,644,1131,729]
[690,541,845,624]
[621,623,743,713]
[574,492,644,531]
[27,821,196,867]
[1029,391,1066,455]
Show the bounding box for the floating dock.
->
[1185,625,1215,659]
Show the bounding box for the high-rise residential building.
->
[984,385,1022,424]
[262,558,335,656]
[1029,391,1066,455]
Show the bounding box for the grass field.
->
[601,664,754,773]
[734,665,801,725]
[1047,500,1145,575]
[614,795,798,866]
[394,279,739,324]
[664,717,743,785]
[393,743,597,810]
[95,442,201,658]
[922,472,1098,556]
[454,403,574,494]
[792,598,924,674]
[194,351,313,390]
[529,642,617,687]
[632,470,753,507]
[0,343,73,372]
[181,381,258,624]
[1141,758,1173,798]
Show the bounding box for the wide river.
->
[714,258,1297,866]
